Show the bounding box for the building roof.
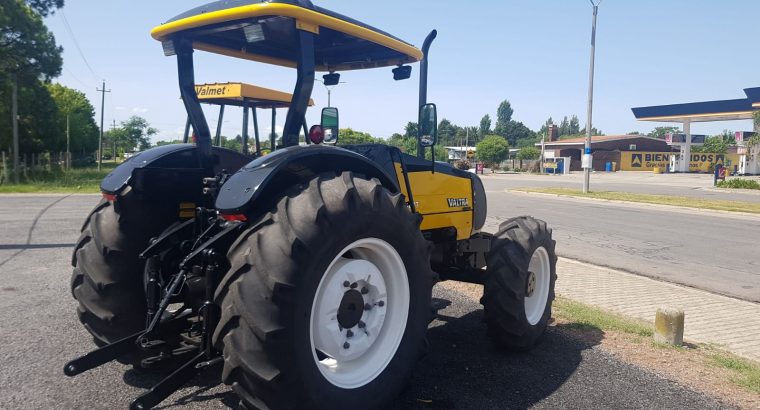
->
[539,135,656,146]
[632,87,760,123]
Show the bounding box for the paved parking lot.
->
[0,194,734,409]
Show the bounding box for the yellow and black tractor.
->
[65,1,557,409]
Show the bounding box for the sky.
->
[44,0,760,144]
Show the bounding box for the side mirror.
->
[418,103,437,147]
[321,107,339,144]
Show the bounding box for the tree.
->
[568,115,581,135]
[25,0,64,16]
[0,0,63,81]
[499,120,535,146]
[538,117,554,136]
[516,146,540,160]
[220,135,243,152]
[496,100,513,125]
[403,122,418,139]
[47,83,99,153]
[648,126,680,139]
[110,116,157,153]
[437,119,458,146]
[479,114,492,137]
[338,128,378,144]
[476,135,509,167]
[558,116,569,136]
[693,135,730,154]
[0,0,64,154]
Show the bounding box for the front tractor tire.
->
[70,191,172,345]
[214,172,433,410]
[481,216,557,350]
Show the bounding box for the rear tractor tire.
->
[481,216,557,350]
[214,172,433,410]
[70,191,173,346]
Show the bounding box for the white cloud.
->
[132,107,149,114]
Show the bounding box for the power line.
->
[62,66,91,90]
[59,10,100,81]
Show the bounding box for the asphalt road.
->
[0,194,730,409]
[481,176,760,302]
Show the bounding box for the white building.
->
[445,146,476,161]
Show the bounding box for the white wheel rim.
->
[525,246,551,326]
[309,238,409,389]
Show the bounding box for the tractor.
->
[65,1,557,409]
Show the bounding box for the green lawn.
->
[515,187,760,214]
[716,178,760,190]
[554,297,653,337]
[0,164,117,194]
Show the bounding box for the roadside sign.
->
[620,151,740,172]
[475,162,484,174]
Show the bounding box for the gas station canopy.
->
[195,82,314,108]
[632,87,760,123]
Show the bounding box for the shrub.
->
[454,159,471,170]
[716,179,760,190]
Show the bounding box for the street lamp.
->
[583,0,602,193]
[315,78,346,107]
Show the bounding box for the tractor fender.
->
[215,145,400,214]
[101,144,251,195]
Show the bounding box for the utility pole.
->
[583,0,601,193]
[11,72,19,184]
[111,119,117,160]
[540,133,546,174]
[97,81,111,171]
[66,114,71,170]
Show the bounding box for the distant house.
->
[445,146,476,161]
[537,135,674,171]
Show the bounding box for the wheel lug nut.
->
[364,303,372,311]
[358,321,365,328]
[350,282,358,289]
[343,281,350,287]
[346,329,354,338]
[343,342,350,349]
[361,287,369,294]
[378,300,385,307]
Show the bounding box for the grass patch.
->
[716,178,760,190]
[553,297,653,337]
[516,187,760,214]
[0,164,116,194]
[711,353,760,393]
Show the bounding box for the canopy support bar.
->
[242,100,250,155]
[282,30,316,148]
[252,107,261,156]
[176,40,212,160]
[183,116,191,144]
[271,108,276,149]
[215,105,225,147]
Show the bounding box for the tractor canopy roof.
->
[151,0,423,71]
[195,82,315,108]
